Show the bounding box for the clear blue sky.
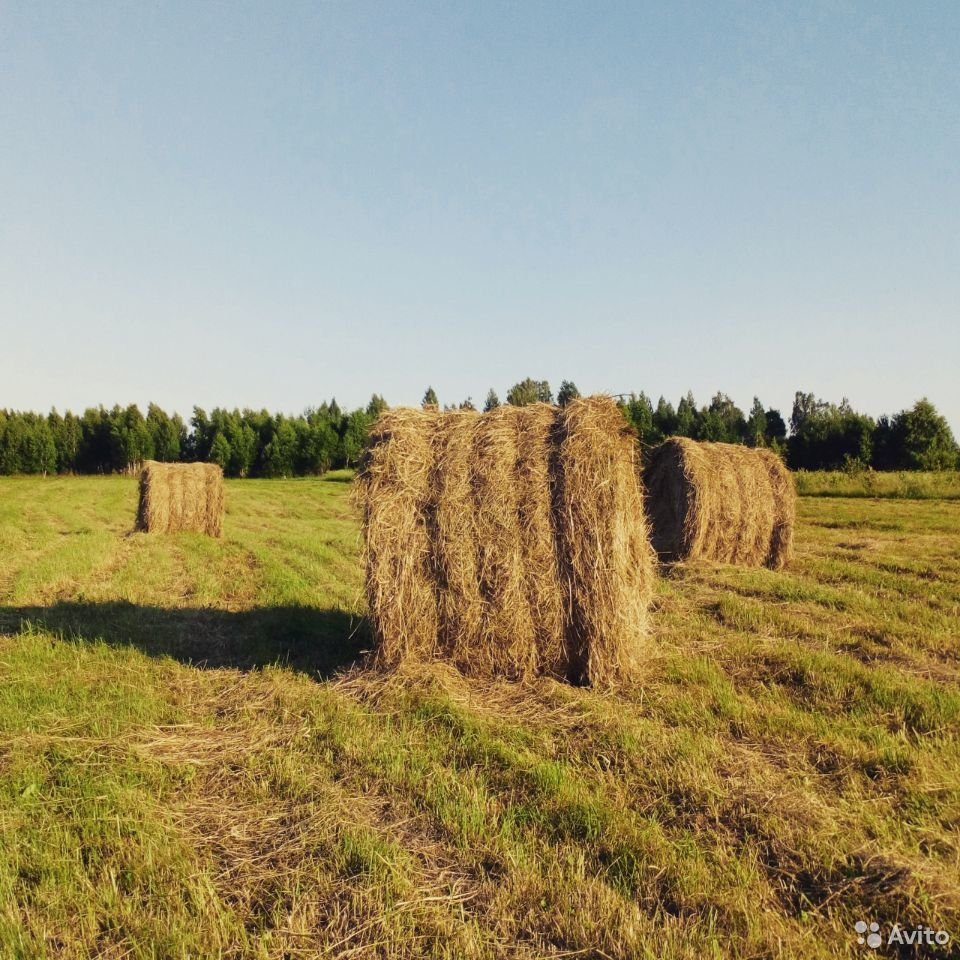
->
[2,1,958,429]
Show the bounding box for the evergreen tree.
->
[557,380,581,406]
[676,392,697,437]
[422,387,439,409]
[653,397,678,439]
[483,389,500,412]
[340,409,374,467]
[366,394,388,419]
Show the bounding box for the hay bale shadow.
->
[0,601,367,678]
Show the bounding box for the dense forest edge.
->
[1,378,956,477]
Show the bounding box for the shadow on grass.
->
[0,601,368,679]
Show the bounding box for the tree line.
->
[0,379,956,476]
[617,389,958,471]
[437,379,957,472]
[0,399,386,477]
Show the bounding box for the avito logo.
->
[855,920,951,950]
[855,921,882,949]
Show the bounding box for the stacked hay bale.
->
[357,397,654,685]
[136,461,225,537]
[643,438,795,569]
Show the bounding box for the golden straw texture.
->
[555,398,655,685]
[644,438,795,569]
[135,461,224,537]
[357,396,654,685]
[355,410,440,664]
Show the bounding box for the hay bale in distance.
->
[136,461,225,537]
[643,438,795,569]
[357,396,655,685]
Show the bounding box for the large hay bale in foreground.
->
[644,438,795,569]
[357,397,655,685]
[136,461,225,537]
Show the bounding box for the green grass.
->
[794,469,960,499]
[0,477,958,958]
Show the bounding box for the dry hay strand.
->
[555,397,655,686]
[469,405,539,679]
[135,461,224,537]
[757,447,796,569]
[357,396,654,686]
[643,438,796,569]
[429,410,484,665]
[513,404,568,678]
[726,444,775,565]
[355,409,439,665]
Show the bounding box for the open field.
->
[1,475,958,958]
[793,470,960,500]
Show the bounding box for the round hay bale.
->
[643,438,795,569]
[136,461,224,537]
[356,396,655,685]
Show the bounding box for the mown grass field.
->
[1,473,958,959]
[793,470,960,500]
